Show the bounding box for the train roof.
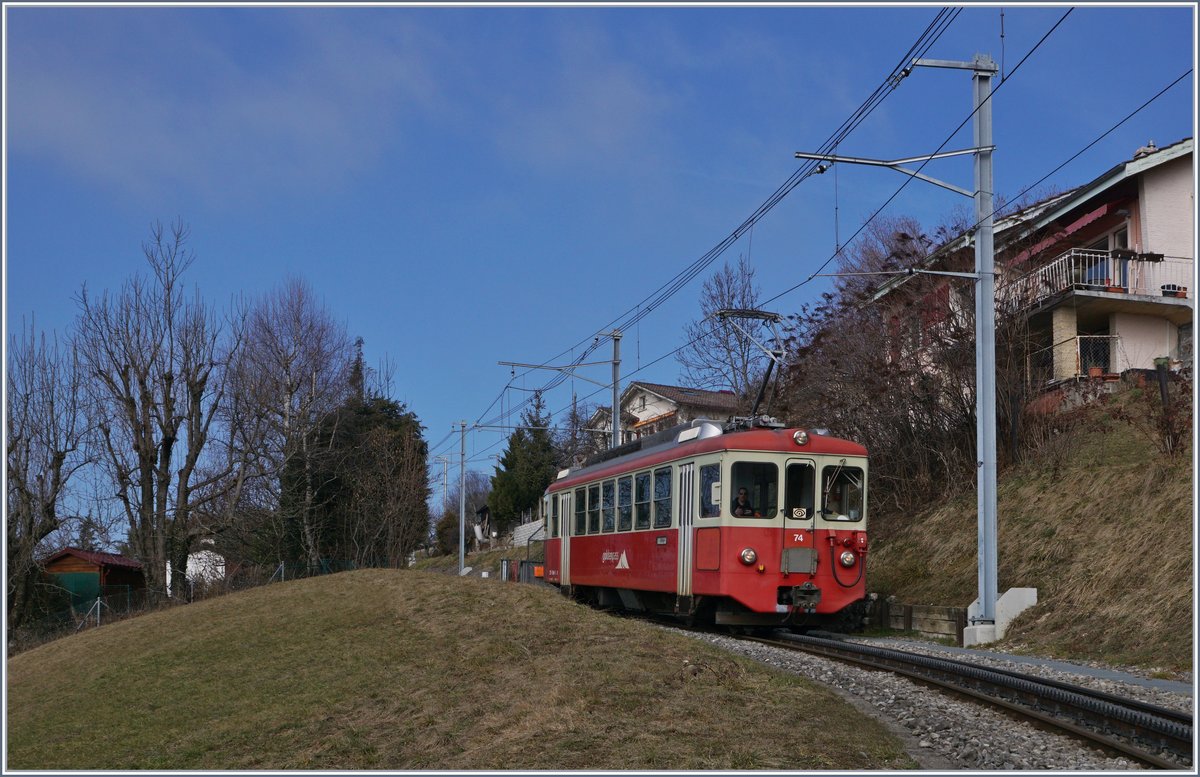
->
[549,419,867,492]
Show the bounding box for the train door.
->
[782,460,817,576]
[676,462,696,598]
[560,491,571,586]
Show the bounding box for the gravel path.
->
[676,629,1192,770]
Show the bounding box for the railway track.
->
[739,632,1192,770]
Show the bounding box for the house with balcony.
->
[879,137,1193,387]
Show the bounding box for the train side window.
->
[574,488,586,536]
[550,494,559,538]
[730,461,778,518]
[634,472,651,530]
[587,484,601,534]
[785,463,815,520]
[699,463,721,518]
[618,476,633,531]
[653,466,673,528]
[822,464,865,521]
[602,480,616,532]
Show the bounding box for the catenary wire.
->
[436,8,964,457]
[484,9,959,399]
[550,19,1185,427]
[762,7,1073,307]
[570,76,1190,426]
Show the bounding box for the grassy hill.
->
[868,400,1192,673]
[7,569,915,771]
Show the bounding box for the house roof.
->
[1005,136,1190,231]
[624,381,744,413]
[43,546,143,570]
[872,137,1194,300]
[586,405,640,425]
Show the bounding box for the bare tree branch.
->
[676,255,763,402]
[7,318,90,633]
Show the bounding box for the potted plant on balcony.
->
[1161,283,1180,297]
[1105,278,1125,293]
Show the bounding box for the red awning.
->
[1013,199,1130,266]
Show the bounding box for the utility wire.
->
[436,15,1181,480]
[432,10,962,462]
[979,68,1192,240]
[449,8,963,451]
[858,66,1194,304]
[557,19,1188,423]
[500,9,958,384]
[763,7,1073,308]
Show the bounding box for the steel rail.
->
[742,633,1192,770]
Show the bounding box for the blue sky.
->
[5,3,1196,500]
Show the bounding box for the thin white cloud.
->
[8,10,447,205]
[488,21,677,177]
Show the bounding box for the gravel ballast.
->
[675,629,1192,770]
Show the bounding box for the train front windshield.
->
[822,464,865,521]
[730,461,778,518]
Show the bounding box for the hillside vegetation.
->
[426,398,1192,673]
[7,569,914,771]
[869,402,1193,673]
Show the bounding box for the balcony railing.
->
[1001,249,1193,312]
[1027,334,1120,386]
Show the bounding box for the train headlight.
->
[839,550,857,568]
[793,430,809,446]
[739,547,758,565]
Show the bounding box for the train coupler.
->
[779,582,821,611]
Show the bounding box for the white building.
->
[165,539,226,596]
[588,381,746,445]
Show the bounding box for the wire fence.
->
[7,559,367,657]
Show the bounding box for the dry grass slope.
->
[7,569,916,770]
[868,407,1192,672]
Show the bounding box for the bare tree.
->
[6,321,90,632]
[677,255,763,399]
[779,212,979,520]
[553,395,603,468]
[434,471,492,555]
[231,277,353,571]
[779,206,1066,518]
[74,221,243,597]
[833,215,932,299]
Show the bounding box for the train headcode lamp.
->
[793,430,809,446]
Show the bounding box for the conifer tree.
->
[488,393,556,535]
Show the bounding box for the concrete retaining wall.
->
[511,521,544,548]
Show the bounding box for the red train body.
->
[541,419,868,627]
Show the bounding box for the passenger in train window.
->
[732,488,756,517]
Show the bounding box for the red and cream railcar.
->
[541,419,868,627]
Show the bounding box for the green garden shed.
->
[43,547,145,610]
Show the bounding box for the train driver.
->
[732,487,756,517]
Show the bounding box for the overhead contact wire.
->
[442,8,963,458]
